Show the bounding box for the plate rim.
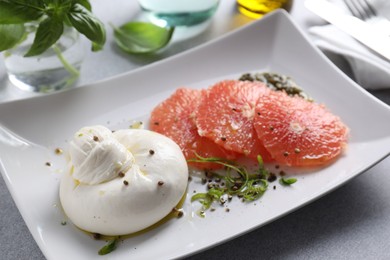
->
[1,9,390,259]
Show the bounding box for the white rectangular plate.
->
[0,10,389,260]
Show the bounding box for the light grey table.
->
[1,1,390,259]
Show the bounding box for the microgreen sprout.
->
[188,154,270,214]
[280,177,298,185]
[98,238,118,255]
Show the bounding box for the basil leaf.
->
[38,0,73,20]
[24,17,64,57]
[113,22,174,54]
[63,14,72,27]
[67,3,105,51]
[74,0,92,11]
[98,239,117,255]
[0,1,43,24]
[91,42,103,52]
[18,0,45,7]
[0,24,26,51]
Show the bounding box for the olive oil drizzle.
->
[93,191,187,254]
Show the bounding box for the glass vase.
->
[3,24,85,93]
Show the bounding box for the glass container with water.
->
[138,0,220,27]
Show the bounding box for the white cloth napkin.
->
[308,0,390,89]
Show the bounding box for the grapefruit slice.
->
[253,91,349,166]
[150,88,237,170]
[195,80,273,161]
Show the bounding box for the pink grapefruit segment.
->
[150,88,237,170]
[195,80,273,162]
[253,91,349,166]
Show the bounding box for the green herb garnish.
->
[279,177,297,185]
[98,239,118,256]
[113,22,174,54]
[189,155,270,213]
[0,0,105,56]
[239,72,313,101]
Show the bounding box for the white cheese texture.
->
[60,125,188,236]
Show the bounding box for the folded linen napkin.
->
[308,0,390,89]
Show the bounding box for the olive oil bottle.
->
[237,0,292,19]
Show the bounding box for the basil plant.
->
[0,0,106,57]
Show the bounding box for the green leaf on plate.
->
[0,24,26,51]
[24,17,64,57]
[113,22,174,54]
